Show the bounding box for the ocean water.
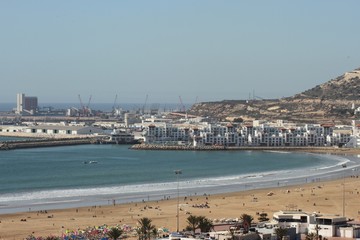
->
[0,102,191,112]
[0,144,359,213]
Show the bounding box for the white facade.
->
[24,125,104,136]
[272,211,352,239]
[140,120,358,148]
[272,211,309,234]
[308,215,347,238]
[16,93,25,114]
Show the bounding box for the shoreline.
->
[2,132,360,155]
[1,141,360,238]
[1,150,358,215]
[0,147,359,214]
[1,177,360,239]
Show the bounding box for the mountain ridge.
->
[189,67,360,124]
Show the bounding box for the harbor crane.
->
[112,94,118,111]
[87,95,92,109]
[112,94,121,117]
[78,94,85,116]
[178,96,186,112]
[142,94,148,114]
[78,94,92,116]
[194,96,199,105]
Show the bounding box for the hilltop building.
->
[16,93,38,115]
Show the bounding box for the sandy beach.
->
[0,175,360,239]
[1,137,360,239]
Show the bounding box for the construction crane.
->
[87,95,92,108]
[112,94,121,117]
[194,96,199,105]
[78,94,85,116]
[142,94,148,114]
[78,94,92,116]
[112,94,118,112]
[178,96,186,112]
[86,95,92,116]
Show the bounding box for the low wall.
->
[0,138,95,150]
[130,143,360,154]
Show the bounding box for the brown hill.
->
[189,68,360,124]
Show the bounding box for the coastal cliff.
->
[188,68,360,124]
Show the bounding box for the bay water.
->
[0,142,359,213]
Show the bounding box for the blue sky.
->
[1,1,359,104]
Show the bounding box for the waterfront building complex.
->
[269,210,360,239]
[140,119,360,148]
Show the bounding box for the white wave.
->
[28,199,81,206]
[264,150,290,154]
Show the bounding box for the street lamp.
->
[174,169,182,232]
[342,164,347,217]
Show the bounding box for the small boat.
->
[83,161,98,164]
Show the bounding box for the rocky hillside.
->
[188,68,360,124]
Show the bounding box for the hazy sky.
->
[1,1,360,104]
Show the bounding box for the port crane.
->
[112,94,118,114]
[112,94,122,117]
[194,96,199,105]
[142,94,148,114]
[78,94,92,116]
[178,96,186,113]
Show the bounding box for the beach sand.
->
[1,139,360,239]
[0,176,360,239]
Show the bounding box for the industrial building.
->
[16,93,38,115]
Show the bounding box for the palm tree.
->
[186,215,199,235]
[137,217,156,240]
[107,227,124,240]
[197,216,213,233]
[240,214,254,233]
[274,227,288,240]
[151,228,159,239]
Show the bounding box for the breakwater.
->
[0,138,94,150]
[130,143,360,154]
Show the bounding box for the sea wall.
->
[0,138,94,150]
[130,143,360,154]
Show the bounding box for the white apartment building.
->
[141,120,358,148]
[272,211,359,238]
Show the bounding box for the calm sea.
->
[0,141,359,213]
[0,102,190,112]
